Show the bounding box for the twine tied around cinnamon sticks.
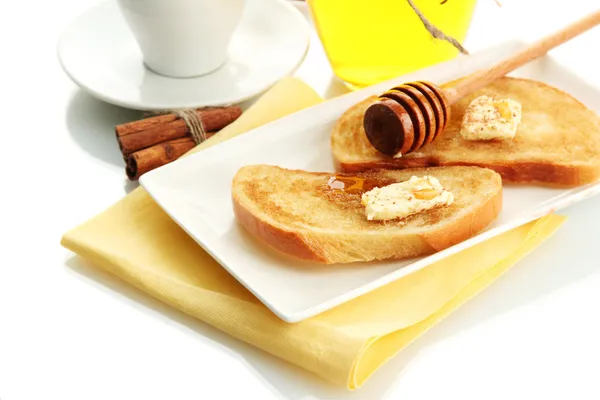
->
[173,109,210,145]
[115,106,243,180]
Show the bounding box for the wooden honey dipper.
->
[363,9,600,157]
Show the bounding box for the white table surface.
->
[2,1,600,399]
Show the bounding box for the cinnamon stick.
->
[116,106,242,155]
[126,133,216,180]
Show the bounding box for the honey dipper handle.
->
[444,9,600,104]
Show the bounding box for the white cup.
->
[117,0,245,78]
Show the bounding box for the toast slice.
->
[332,77,600,187]
[232,165,502,264]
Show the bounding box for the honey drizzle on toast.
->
[326,175,397,194]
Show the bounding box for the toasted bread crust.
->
[332,77,600,187]
[232,197,327,263]
[232,165,502,264]
[233,183,502,264]
[336,158,596,187]
[420,184,502,250]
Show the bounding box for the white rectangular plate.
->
[141,40,600,323]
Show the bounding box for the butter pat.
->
[460,95,522,141]
[361,176,454,221]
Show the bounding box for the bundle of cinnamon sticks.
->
[115,106,242,180]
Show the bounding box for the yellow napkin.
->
[61,77,565,389]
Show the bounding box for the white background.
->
[1,1,600,399]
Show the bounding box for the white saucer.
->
[58,0,310,111]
